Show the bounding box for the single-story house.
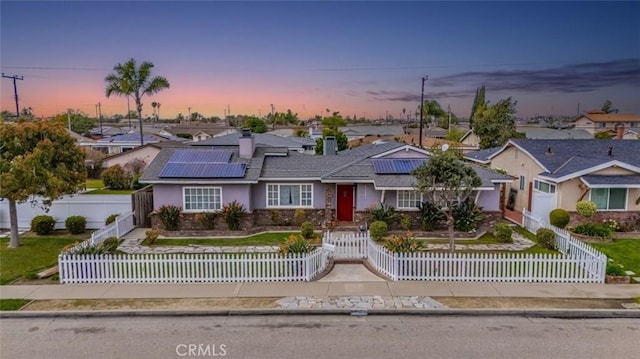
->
[192,132,316,153]
[338,125,405,141]
[80,133,160,155]
[101,141,187,171]
[465,139,640,224]
[140,130,513,230]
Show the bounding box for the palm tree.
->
[105,59,170,145]
[151,102,158,121]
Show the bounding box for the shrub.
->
[145,229,160,245]
[65,215,87,234]
[158,205,181,231]
[573,223,612,238]
[300,221,315,239]
[383,231,424,253]
[221,200,246,230]
[549,208,570,229]
[31,215,56,235]
[270,209,283,225]
[101,164,131,190]
[293,209,307,226]
[417,201,445,231]
[576,200,597,220]
[194,212,217,230]
[368,202,397,224]
[399,214,412,230]
[369,220,388,241]
[105,214,119,225]
[536,228,556,250]
[606,263,626,276]
[494,223,513,243]
[453,198,484,232]
[102,236,120,253]
[602,219,621,232]
[279,234,313,254]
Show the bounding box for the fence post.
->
[115,216,121,238]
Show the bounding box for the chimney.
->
[323,136,337,156]
[608,145,613,158]
[238,128,255,159]
[616,124,624,140]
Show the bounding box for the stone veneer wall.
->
[324,185,335,224]
[569,211,640,228]
[252,209,326,227]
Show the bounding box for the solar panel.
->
[372,159,426,174]
[159,163,246,178]
[168,150,233,163]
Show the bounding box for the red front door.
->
[336,185,354,221]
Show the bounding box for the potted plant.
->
[605,263,630,284]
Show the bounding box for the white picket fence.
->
[65,211,136,253]
[323,228,607,283]
[322,231,368,259]
[59,247,330,284]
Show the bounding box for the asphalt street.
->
[1,315,637,359]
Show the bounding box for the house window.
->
[590,188,626,210]
[397,190,421,209]
[183,187,222,211]
[598,123,606,128]
[631,122,638,128]
[534,180,556,193]
[519,176,525,191]
[267,184,313,207]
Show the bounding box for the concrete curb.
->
[2,308,639,319]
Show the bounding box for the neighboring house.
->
[81,134,160,155]
[101,141,187,171]
[89,125,126,137]
[338,125,405,141]
[465,139,640,223]
[192,132,316,153]
[460,129,480,148]
[460,128,594,149]
[157,126,237,142]
[140,131,512,229]
[570,111,640,136]
[347,134,477,153]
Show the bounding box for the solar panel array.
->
[371,159,426,174]
[159,150,246,178]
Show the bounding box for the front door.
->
[336,185,354,222]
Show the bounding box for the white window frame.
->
[266,183,313,208]
[590,188,627,211]
[183,187,222,212]
[533,179,556,194]
[519,176,525,191]
[396,190,421,210]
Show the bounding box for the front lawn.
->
[83,189,134,195]
[0,299,30,311]
[151,232,301,246]
[85,179,104,189]
[0,232,87,285]
[590,238,640,275]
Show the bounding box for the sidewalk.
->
[2,281,639,301]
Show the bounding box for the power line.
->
[2,73,24,117]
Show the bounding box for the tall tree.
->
[105,59,170,145]
[469,85,486,129]
[412,146,481,253]
[321,113,347,130]
[0,120,87,247]
[420,100,447,126]
[473,97,523,149]
[244,117,268,133]
[601,100,617,114]
[314,128,348,155]
[52,110,95,135]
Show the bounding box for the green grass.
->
[418,233,505,245]
[152,232,300,247]
[590,238,640,275]
[83,189,134,195]
[85,179,104,189]
[0,299,30,311]
[0,232,87,285]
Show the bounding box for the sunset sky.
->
[1,1,639,120]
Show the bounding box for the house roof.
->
[338,125,405,137]
[192,133,308,148]
[95,133,159,144]
[571,111,640,123]
[469,139,640,182]
[580,174,640,188]
[517,127,593,140]
[143,138,512,189]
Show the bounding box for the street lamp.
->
[419,75,428,149]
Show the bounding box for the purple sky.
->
[1,1,639,120]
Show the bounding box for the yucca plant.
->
[279,234,314,255]
[383,231,425,253]
[158,204,181,231]
[221,200,246,230]
[417,201,445,231]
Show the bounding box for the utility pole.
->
[127,96,131,129]
[271,104,275,130]
[2,73,24,117]
[447,104,451,133]
[419,75,428,149]
[98,102,103,136]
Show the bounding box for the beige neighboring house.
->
[460,129,480,148]
[466,139,640,224]
[157,126,237,143]
[571,111,640,137]
[101,141,186,171]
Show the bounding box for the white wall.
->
[0,194,131,229]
